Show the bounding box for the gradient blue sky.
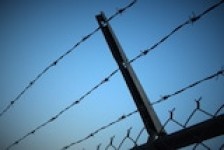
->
[0,0,224,150]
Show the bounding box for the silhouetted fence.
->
[59,67,223,149]
[89,99,223,150]
[1,0,223,150]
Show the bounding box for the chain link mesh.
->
[91,98,223,150]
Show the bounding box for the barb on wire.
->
[0,26,100,119]
[92,100,223,150]
[3,0,224,149]
[0,0,138,118]
[129,0,224,64]
[60,2,224,148]
[61,110,138,150]
[106,0,137,22]
[5,69,119,150]
[4,66,222,142]
[152,68,224,105]
[62,68,223,150]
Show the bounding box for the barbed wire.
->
[59,2,224,148]
[65,2,224,147]
[61,110,138,150]
[59,68,223,150]
[5,69,118,150]
[5,67,222,150]
[151,68,224,105]
[3,1,139,148]
[128,0,224,64]
[3,0,224,149]
[0,0,138,118]
[60,0,224,146]
[97,99,223,150]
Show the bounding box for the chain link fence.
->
[90,98,223,150]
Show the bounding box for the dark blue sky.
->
[0,0,224,149]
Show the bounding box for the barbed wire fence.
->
[1,0,224,150]
[61,0,224,149]
[91,99,224,150]
[61,68,224,150]
[0,0,137,118]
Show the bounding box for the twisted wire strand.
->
[97,101,223,150]
[0,0,138,118]
[60,68,224,150]
[3,0,224,149]
[5,69,119,150]
[61,110,138,150]
[152,69,224,105]
[129,0,224,64]
[59,1,224,148]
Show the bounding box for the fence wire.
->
[2,0,224,150]
[102,127,145,150]
[60,68,224,150]
[4,69,118,150]
[92,99,223,150]
[157,98,224,150]
[4,68,224,150]
[0,0,137,118]
[152,68,224,105]
[128,0,224,64]
[61,110,138,150]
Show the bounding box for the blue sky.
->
[0,0,224,150]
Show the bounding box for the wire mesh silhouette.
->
[1,0,224,150]
[88,99,223,150]
[61,68,224,150]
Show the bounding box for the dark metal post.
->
[96,12,166,139]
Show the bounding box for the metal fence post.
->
[96,12,166,140]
